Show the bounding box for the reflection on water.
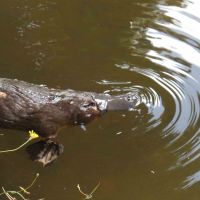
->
[1,0,200,199]
[15,1,60,68]
[122,0,200,189]
[146,0,200,188]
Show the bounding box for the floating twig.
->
[1,187,15,200]
[0,173,40,200]
[0,130,39,153]
[77,182,100,199]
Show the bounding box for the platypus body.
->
[0,78,137,165]
[0,78,137,138]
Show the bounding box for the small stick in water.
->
[77,182,100,199]
[0,173,40,200]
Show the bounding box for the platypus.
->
[0,78,137,165]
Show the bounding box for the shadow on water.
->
[1,0,200,199]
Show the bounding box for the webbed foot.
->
[26,139,64,166]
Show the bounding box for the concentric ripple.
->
[116,0,200,189]
[146,0,200,188]
[97,79,164,132]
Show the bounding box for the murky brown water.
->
[1,0,200,199]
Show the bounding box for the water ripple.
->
[118,0,200,189]
[145,0,200,189]
[97,77,164,132]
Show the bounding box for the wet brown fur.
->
[0,78,101,138]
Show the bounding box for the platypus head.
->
[67,94,101,125]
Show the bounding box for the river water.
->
[0,0,200,199]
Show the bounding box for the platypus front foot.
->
[26,139,64,166]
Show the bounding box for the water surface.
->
[1,0,200,199]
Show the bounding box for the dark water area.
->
[1,0,200,199]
